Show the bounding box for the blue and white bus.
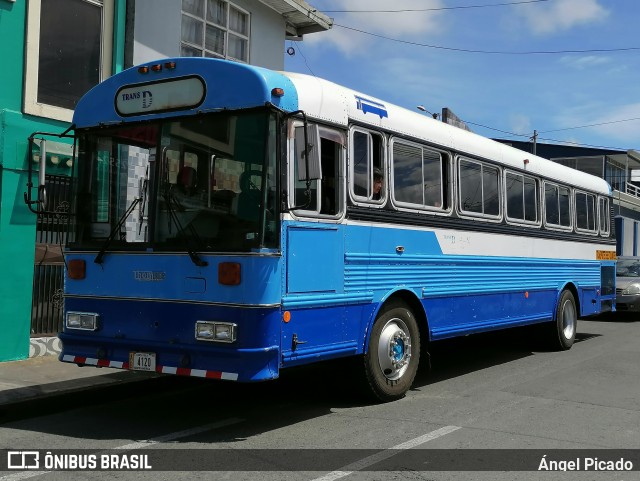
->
[55,58,616,401]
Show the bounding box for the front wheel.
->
[363,302,421,402]
[547,289,577,350]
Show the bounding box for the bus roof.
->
[282,72,611,196]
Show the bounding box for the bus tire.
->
[549,289,577,350]
[363,301,420,402]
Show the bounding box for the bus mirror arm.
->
[24,127,76,215]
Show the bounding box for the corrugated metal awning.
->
[258,0,333,37]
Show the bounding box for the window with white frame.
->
[181,0,250,62]
[24,0,113,122]
[505,170,539,224]
[575,190,597,233]
[458,158,501,219]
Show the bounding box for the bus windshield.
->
[71,110,279,253]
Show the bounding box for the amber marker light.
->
[271,87,285,97]
[151,64,163,72]
[68,259,86,280]
[164,61,177,70]
[218,262,241,286]
[283,311,291,323]
[138,66,150,74]
[525,292,529,299]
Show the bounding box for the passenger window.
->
[544,182,571,229]
[350,129,384,203]
[575,191,597,232]
[598,196,610,236]
[291,123,343,217]
[458,158,500,218]
[392,140,445,209]
[505,171,539,224]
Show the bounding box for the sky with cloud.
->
[284,0,640,153]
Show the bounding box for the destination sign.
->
[115,76,205,116]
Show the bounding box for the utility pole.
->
[531,130,538,155]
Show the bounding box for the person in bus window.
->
[373,168,383,201]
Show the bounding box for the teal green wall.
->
[0,0,127,361]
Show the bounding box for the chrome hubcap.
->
[377,318,412,381]
[561,299,576,340]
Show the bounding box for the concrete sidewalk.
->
[0,355,158,408]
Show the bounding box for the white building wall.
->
[133,0,286,70]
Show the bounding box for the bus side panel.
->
[281,222,357,364]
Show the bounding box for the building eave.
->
[258,0,333,37]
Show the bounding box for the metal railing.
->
[626,182,640,198]
[32,174,71,336]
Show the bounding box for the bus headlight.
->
[195,321,237,343]
[66,312,99,331]
[622,283,640,295]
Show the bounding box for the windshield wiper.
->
[94,198,141,265]
[163,190,208,267]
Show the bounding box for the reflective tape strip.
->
[61,355,239,381]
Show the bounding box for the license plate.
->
[129,352,156,372]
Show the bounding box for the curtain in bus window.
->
[393,142,423,205]
[459,160,482,213]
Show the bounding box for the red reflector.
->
[68,259,86,280]
[164,61,176,69]
[271,87,285,97]
[218,262,241,286]
[151,64,163,72]
[138,66,149,74]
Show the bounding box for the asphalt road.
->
[1,314,638,481]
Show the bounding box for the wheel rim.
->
[561,298,576,340]
[377,317,412,381]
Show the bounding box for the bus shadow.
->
[2,326,605,443]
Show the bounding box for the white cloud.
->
[514,0,609,35]
[553,103,640,145]
[306,0,447,56]
[559,55,610,69]
[509,114,533,137]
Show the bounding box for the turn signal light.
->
[218,262,241,286]
[68,259,86,280]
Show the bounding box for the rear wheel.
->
[547,289,577,350]
[363,301,421,402]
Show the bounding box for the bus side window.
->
[291,123,344,217]
[575,191,597,233]
[350,128,384,203]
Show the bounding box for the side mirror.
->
[295,124,322,181]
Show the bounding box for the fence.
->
[31,174,71,336]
